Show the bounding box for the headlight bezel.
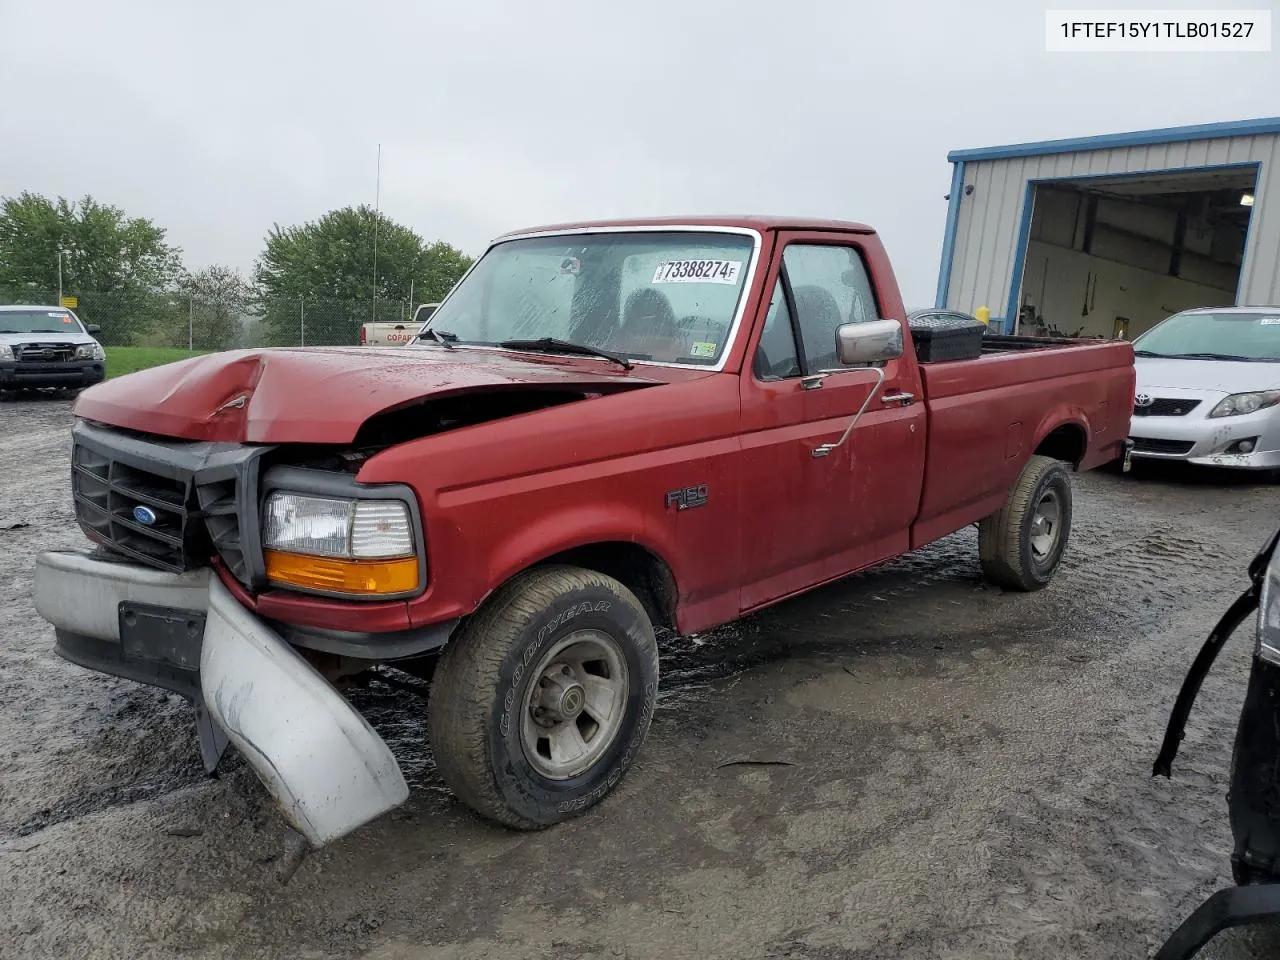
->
[258,466,427,602]
[74,342,105,361]
[0,343,12,360]
[1209,390,1280,419]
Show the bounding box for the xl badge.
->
[132,505,158,526]
[665,485,708,511]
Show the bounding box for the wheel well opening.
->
[1035,423,1087,468]
[540,542,678,631]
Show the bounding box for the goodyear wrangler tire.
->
[426,565,659,830]
[978,454,1073,592]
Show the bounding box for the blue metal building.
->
[936,117,1279,338]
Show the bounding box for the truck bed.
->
[909,335,1135,550]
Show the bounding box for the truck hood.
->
[72,345,666,444]
[0,330,99,348]
[1135,357,1280,395]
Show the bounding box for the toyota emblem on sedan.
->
[1135,393,1153,407]
[132,505,157,526]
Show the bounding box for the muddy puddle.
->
[4,396,1280,959]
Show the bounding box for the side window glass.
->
[782,244,879,371]
[753,278,800,380]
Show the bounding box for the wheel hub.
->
[1030,490,1061,560]
[534,666,587,724]
[518,630,630,780]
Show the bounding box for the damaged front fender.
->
[201,577,409,847]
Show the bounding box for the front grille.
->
[195,477,250,583]
[69,422,262,585]
[1130,436,1195,455]
[1133,398,1201,418]
[72,444,211,572]
[16,342,75,363]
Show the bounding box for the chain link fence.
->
[0,286,424,352]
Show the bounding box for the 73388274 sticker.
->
[652,259,742,284]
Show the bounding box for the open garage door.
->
[1013,167,1256,340]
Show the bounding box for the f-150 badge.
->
[665,485,708,511]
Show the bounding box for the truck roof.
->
[492,215,876,241]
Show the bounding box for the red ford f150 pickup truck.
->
[33,216,1135,850]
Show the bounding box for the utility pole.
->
[57,247,64,304]
[372,143,381,324]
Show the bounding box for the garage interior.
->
[1013,167,1257,340]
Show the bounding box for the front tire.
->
[979,454,1073,591]
[426,565,659,830]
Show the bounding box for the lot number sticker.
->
[653,259,742,284]
[689,341,718,358]
[1259,317,1280,325]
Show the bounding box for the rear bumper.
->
[33,549,409,846]
[0,359,104,388]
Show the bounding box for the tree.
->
[155,266,255,351]
[0,192,183,294]
[254,205,473,345]
[0,192,185,344]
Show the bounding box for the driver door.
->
[737,234,926,612]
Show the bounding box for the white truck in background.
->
[359,302,439,346]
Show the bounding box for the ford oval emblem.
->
[132,505,158,526]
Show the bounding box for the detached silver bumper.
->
[32,549,409,847]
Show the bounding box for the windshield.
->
[423,230,756,366]
[0,309,84,335]
[1133,311,1280,361]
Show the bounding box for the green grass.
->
[106,347,209,379]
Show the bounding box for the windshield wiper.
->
[416,328,457,350]
[1133,350,1170,358]
[497,337,633,370]
[1166,352,1257,362]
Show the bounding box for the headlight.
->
[1258,545,1280,666]
[1209,390,1280,418]
[74,343,105,361]
[0,344,12,360]
[262,492,419,596]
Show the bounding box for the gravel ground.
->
[1,393,1279,960]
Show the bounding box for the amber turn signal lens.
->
[264,549,419,596]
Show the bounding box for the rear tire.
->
[979,454,1073,591]
[426,565,659,830]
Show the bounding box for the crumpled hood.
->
[72,345,663,444]
[1135,357,1280,396]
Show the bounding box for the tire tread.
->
[979,454,1069,592]
[426,565,654,830]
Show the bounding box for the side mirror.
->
[85,324,101,335]
[835,318,903,366]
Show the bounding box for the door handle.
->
[881,391,915,406]
[800,374,827,391]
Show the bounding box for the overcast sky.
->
[0,0,1275,306]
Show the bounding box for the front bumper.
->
[33,549,409,847]
[0,358,104,388]
[1129,409,1280,470]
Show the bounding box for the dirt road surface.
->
[2,394,1278,960]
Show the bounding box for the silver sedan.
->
[1128,306,1280,470]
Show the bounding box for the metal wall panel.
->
[942,134,1279,322]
